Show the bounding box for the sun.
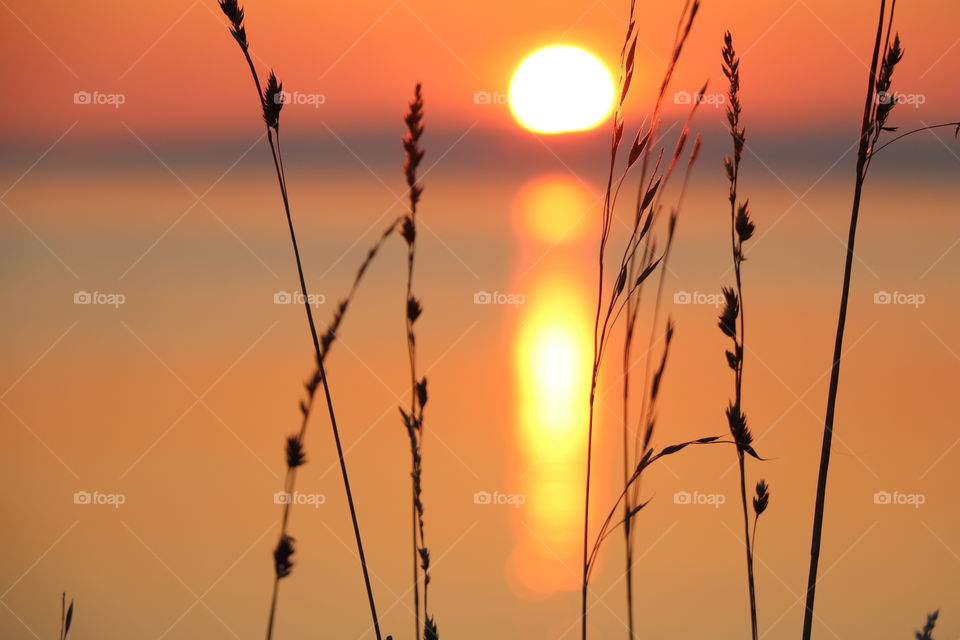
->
[509,46,616,134]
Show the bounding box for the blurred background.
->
[1,0,958,638]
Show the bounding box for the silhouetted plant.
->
[59,593,73,640]
[622,89,704,640]
[397,83,438,640]
[718,31,767,640]
[914,610,939,640]
[581,3,708,638]
[802,2,958,636]
[216,2,384,639]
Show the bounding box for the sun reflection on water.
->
[508,175,597,595]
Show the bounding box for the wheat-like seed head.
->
[402,84,426,209]
[262,72,284,130]
[718,287,740,339]
[753,480,770,516]
[285,435,306,469]
[218,0,248,49]
[725,402,754,451]
[875,35,904,131]
[273,535,296,579]
[736,201,755,243]
[915,610,939,640]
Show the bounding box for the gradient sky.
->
[2,0,959,145]
[1,1,959,639]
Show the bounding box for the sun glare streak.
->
[517,288,591,448]
[508,176,595,594]
[511,280,592,594]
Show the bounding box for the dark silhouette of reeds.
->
[216,3,384,639]
[914,611,939,640]
[265,216,399,639]
[621,85,704,640]
[802,9,894,627]
[59,593,73,640]
[321,217,403,361]
[583,0,704,636]
[397,83,438,640]
[801,2,957,635]
[717,31,768,640]
[752,480,769,543]
[581,3,707,638]
[581,1,653,630]
[588,325,737,589]
[206,3,960,638]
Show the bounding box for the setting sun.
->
[509,46,616,134]
[6,0,959,638]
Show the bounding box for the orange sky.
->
[1,0,959,143]
[1,2,959,639]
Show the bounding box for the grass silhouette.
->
[718,31,768,640]
[58,593,73,640]
[578,2,742,638]
[209,2,959,639]
[397,83,440,640]
[915,610,940,639]
[216,2,384,638]
[24,1,958,639]
[802,2,958,636]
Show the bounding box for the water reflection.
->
[508,175,597,595]
[512,173,593,245]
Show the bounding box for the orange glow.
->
[510,275,592,594]
[509,46,615,134]
[4,1,960,141]
[512,174,597,245]
[508,173,594,594]
[515,280,592,449]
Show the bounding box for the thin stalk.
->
[400,84,433,640]
[729,153,758,640]
[216,5,384,637]
[268,215,398,638]
[870,122,960,156]
[411,500,420,640]
[802,2,888,637]
[738,453,757,640]
[585,5,701,638]
[273,126,384,640]
[265,580,281,639]
[620,341,635,640]
[406,199,421,640]
[619,8,702,635]
[588,436,736,576]
[583,51,628,638]
[720,31,763,640]
[582,254,604,640]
